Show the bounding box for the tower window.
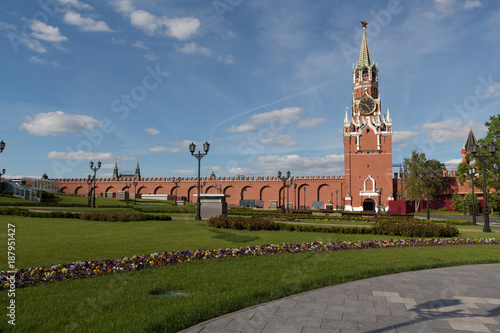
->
[367,129,370,133]
[367,164,369,168]
[363,68,368,78]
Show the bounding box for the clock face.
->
[358,96,376,115]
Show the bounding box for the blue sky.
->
[0,0,499,180]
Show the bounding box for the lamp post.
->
[277,171,291,213]
[89,161,101,208]
[189,141,210,220]
[294,183,297,210]
[471,142,497,232]
[217,185,222,194]
[469,166,477,225]
[336,190,338,210]
[341,183,344,213]
[0,140,5,153]
[397,191,402,214]
[133,179,138,205]
[86,175,92,206]
[0,168,5,192]
[304,187,307,210]
[419,172,434,221]
[172,177,180,205]
[125,183,130,205]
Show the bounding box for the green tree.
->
[451,192,479,214]
[403,150,447,212]
[457,114,500,213]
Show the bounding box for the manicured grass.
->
[0,216,399,270]
[2,245,500,332]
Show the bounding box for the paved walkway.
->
[180,264,500,333]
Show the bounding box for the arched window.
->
[362,68,368,78]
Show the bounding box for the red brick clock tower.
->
[343,20,393,212]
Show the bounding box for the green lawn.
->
[0,216,399,269]
[1,213,500,332]
[2,246,500,332]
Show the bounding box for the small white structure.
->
[193,193,229,219]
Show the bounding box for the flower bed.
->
[2,238,498,290]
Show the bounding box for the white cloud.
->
[129,10,200,40]
[30,20,67,42]
[259,133,298,147]
[144,53,158,61]
[110,37,127,44]
[132,40,148,49]
[224,124,256,133]
[145,127,160,135]
[162,17,200,40]
[464,0,482,9]
[47,151,117,161]
[224,107,303,133]
[211,166,255,175]
[297,118,326,128]
[173,140,201,148]
[422,120,484,143]
[175,42,211,56]
[28,56,62,68]
[256,154,344,175]
[478,84,500,98]
[217,54,235,65]
[20,111,101,136]
[172,169,195,175]
[444,158,463,165]
[57,0,93,10]
[63,12,113,32]
[393,130,419,144]
[434,0,457,15]
[148,146,181,153]
[249,107,303,126]
[110,0,134,15]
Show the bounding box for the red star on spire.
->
[361,20,368,28]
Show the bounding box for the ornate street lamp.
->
[89,161,101,208]
[172,177,180,205]
[189,141,210,220]
[133,179,138,205]
[471,142,497,232]
[86,175,92,206]
[294,182,297,210]
[277,171,292,213]
[397,191,402,214]
[420,172,434,220]
[304,187,307,210]
[125,183,130,205]
[0,140,5,153]
[469,166,477,225]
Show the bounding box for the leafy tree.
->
[457,114,500,213]
[403,150,447,212]
[451,192,479,213]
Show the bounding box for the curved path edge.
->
[180,264,500,333]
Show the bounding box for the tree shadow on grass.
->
[208,228,260,243]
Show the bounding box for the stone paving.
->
[179,264,500,333]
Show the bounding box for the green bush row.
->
[208,216,460,237]
[0,207,171,222]
[79,211,171,222]
[227,208,473,225]
[373,221,459,237]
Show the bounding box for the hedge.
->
[208,215,460,237]
[0,207,171,222]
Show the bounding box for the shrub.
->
[372,221,459,237]
[78,212,171,222]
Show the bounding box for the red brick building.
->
[55,22,456,212]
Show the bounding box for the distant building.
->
[112,162,141,180]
